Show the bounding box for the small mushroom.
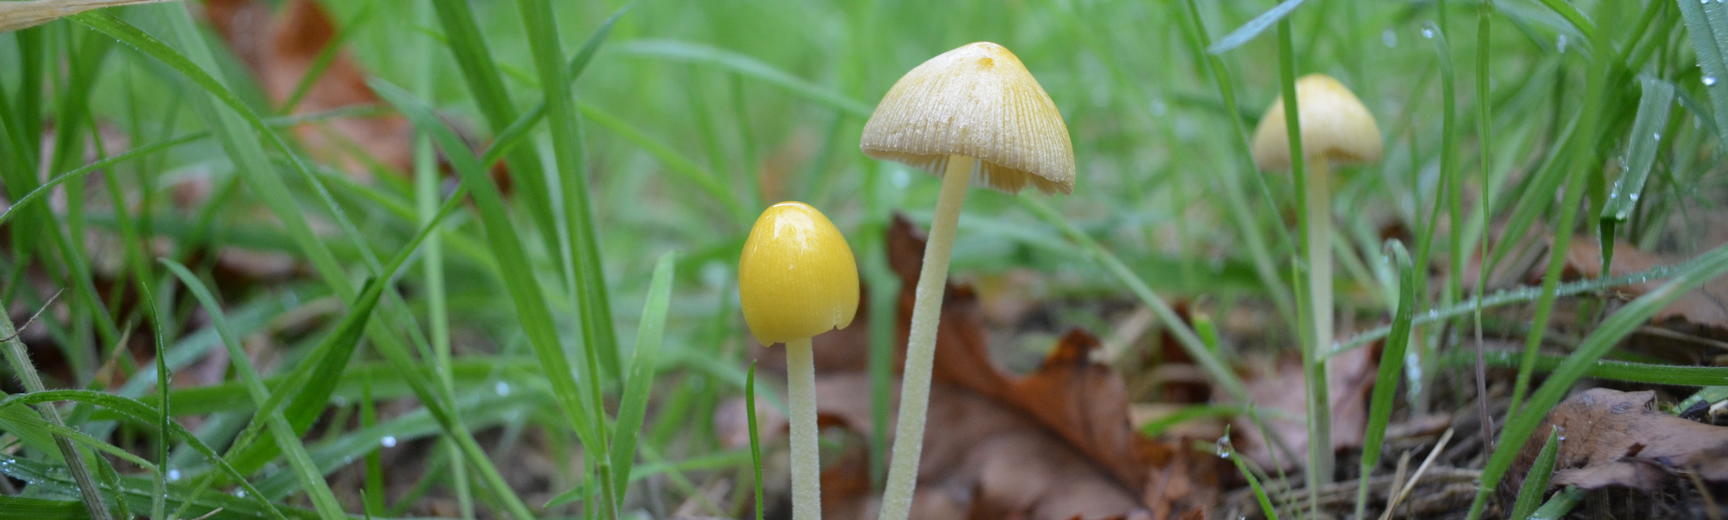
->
[738,201,859,520]
[860,41,1074,520]
[1249,73,1381,486]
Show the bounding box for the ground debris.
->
[1522,388,1728,492]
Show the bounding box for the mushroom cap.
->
[738,201,860,345]
[1250,74,1383,172]
[860,42,1075,195]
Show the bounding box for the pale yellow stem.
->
[877,156,974,520]
[786,336,822,520]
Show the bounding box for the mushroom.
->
[1249,73,1381,485]
[860,41,1074,520]
[738,201,860,520]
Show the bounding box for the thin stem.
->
[878,155,974,520]
[785,337,821,520]
[1303,158,1335,494]
[0,296,112,520]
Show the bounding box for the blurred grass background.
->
[2,0,1726,518]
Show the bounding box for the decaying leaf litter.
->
[3,0,1728,519]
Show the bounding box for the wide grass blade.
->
[225,278,387,475]
[1355,241,1416,519]
[609,253,677,497]
[371,77,608,514]
[1509,427,1562,519]
[162,260,347,519]
[0,390,287,518]
[1677,0,1728,151]
[1599,76,1676,257]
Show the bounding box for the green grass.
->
[2,0,1727,518]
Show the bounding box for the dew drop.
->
[167,469,182,482]
[235,489,247,498]
[495,381,512,396]
[1653,132,1662,141]
[1556,34,1569,53]
[1421,27,1435,39]
[1705,75,1719,87]
[1382,29,1398,48]
[381,436,398,448]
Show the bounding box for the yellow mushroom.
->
[738,201,858,520]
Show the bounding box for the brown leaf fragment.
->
[782,215,1223,519]
[1532,388,1728,491]
[205,0,509,187]
[1560,238,1728,339]
[207,0,410,175]
[1232,344,1377,471]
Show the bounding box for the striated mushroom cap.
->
[861,42,1075,194]
[1250,74,1382,172]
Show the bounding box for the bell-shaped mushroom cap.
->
[738,201,861,345]
[860,42,1075,195]
[1250,74,1383,172]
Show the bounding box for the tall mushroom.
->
[1249,73,1382,487]
[860,41,1074,520]
[738,201,861,520]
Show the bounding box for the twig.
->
[1380,428,1456,520]
[0,289,63,343]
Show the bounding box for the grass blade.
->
[609,253,677,497]
[1529,486,1586,520]
[1678,0,1728,151]
[0,296,113,520]
[225,278,386,475]
[1355,241,1416,519]
[1509,427,1562,519]
[1466,239,1728,519]
[0,390,287,519]
[371,77,606,513]
[161,260,347,519]
[746,362,767,520]
[1206,0,1307,54]
[613,39,872,117]
[1599,77,1676,242]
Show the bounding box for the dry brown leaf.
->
[721,215,1222,519]
[1561,239,1728,338]
[1232,344,1377,471]
[206,0,410,176]
[1521,388,1728,492]
[205,0,507,187]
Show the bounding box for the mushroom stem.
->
[1303,157,1335,488]
[785,336,822,520]
[879,155,975,520]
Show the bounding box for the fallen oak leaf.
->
[1558,238,1728,339]
[811,373,1155,520]
[833,215,1221,519]
[1517,388,1728,493]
